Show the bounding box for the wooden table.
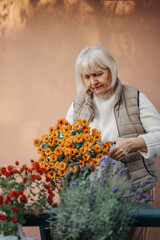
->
[24,202,160,240]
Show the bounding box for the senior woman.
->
[66,45,160,240]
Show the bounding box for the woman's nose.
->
[90,76,97,85]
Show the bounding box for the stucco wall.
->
[0,1,160,239]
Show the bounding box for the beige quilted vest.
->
[73,78,158,192]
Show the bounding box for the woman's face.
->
[81,66,112,95]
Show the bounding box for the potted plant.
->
[50,156,153,240]
[0,160,55,239]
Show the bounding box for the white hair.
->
[75,45,118,95]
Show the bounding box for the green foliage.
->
[50,156,152,240]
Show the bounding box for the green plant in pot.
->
[50,155,153,240]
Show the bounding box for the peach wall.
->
[0,1,160,239]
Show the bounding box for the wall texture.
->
[0,0,160,239]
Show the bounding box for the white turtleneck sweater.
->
[66,89,160,160]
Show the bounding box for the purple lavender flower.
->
[81,163,91,171]
[113,186,119,193]
[115,167,120,175]
[72,181,78,186]
[75,222,79,228]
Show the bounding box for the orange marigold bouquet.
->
[33,118,112,189]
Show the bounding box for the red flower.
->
[1,167,6,174]
[0,195,4,205]
[45,184,50,190]
[12,207,18,213]
[47,196,53,205]
[23,177,28,183]
[5,196,11,204]
[37,176,42,181]
[9,190,15,197]
[33,162,40,170]
[4,171,11,177]
[8,165,13,171]
[0,214,6,220]
[11,217,17,223]
[19,190,24,195]
[20,195,27,204]
[30,174,37,180]
[14,192,20,198]
[15,161,19,166]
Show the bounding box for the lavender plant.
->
[51,156,153,240]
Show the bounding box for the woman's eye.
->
[84,75,90,79]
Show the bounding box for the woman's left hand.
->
[109,137,147,161]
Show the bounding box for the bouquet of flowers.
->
[0,160,55,236]
[33,118,112,189]
[51,156,153,240]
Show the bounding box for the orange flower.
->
[38,156,46,163]
[92,144,102,153]
[82,153,91,161]
[79,160,88,167]
[49,126,55,134]
[83,133,90,141]
[50,153,58,162]
[54,147,62,156]
[80,147,87,154]
[84,142,92,149]
[58,162,67,171]
[57,118,66,125]
[37,146,44,154]
[45,148,52,156]
[96,153,103,160]
[33,139,41,147]
[41,134,49,144]
[73,123,81,131]
[103,142,112,149]
[58,169,65,176]
[91,158,99,166]
[74,133,83,143]
[51,131,58,138]
[48,171,56,179]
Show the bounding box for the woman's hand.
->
[109,137,148,161]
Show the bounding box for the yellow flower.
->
[37,146,43,154]
[50,153,58,162]
[91,158,99,166]
[38,156,46,163]
[33,139,41,147]
[57,118,66,126]
[79,147,87,154]
[41,152,47,158]
[83,134,90,142]
[42,134,49,144]
[58,162,67,170]
[48,171,56,179]
[64,148,72,157]
[45,148,52,156]
[51,131,58,138]
[58,169,65,177]
[73,123,81,131]
[82,153,91,161]
[84,142,92,149]
[92,144,102,153]
[73,133,83,143]
[54,147,63,156]
[77,119,89,125]
[49,126,55,134]
[96,153,103,160]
